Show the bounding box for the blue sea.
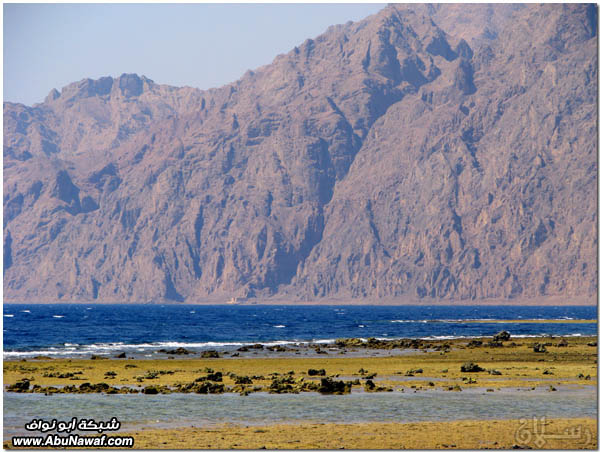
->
[3,304,597,359]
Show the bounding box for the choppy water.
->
[3,304,597,359]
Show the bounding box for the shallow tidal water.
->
[4,386,596,438]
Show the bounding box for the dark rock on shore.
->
[237,344,264,352]
[335,337,425,350]
[269,376,298,394]
[234,375,253,385]
[364,380,376,391]
[142,385,172,394]
[12,382,141,395]
[318,377,352,395]
[493,331,511,342]
[165,347,194,355]
[174,380,225,394]
[201,350,220,358]
[140,369,174,380]
[231,384,258,396]
[208,371,223,381]
[43,371,78,378]
[363,379,392,393]
[461,362,485,372]
[7,379,30,392]
[335,338,365,348]
[487,340,503,348]
[194,382,225,394]
[268,383,296,394]
[78,382,110,392]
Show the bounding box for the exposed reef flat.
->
[5,336,597,394]
[4,335,597,449]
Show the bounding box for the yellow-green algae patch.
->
[6,418,594,449]
[126,418,598,449]
[3,336,597,450]
[4,336,596,392]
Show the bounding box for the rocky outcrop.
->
[493,331,511,342]
[317,377,352,395]
[3,4,597,304]
[460,362,485,373]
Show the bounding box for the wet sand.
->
[124,417,597,449]
[3,418,596,449]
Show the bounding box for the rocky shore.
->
[4,334,597,450]
[4,335,597,396]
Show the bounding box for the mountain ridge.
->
[3,4,597,304]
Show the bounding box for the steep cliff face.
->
[3,4,597,303]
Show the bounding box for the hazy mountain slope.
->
[3,4,597,303]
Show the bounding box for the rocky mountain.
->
[3,4,597,304]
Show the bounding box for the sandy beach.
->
[119,417,598,449]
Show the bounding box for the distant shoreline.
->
[3,296,597,306]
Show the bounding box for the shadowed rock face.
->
[3,4,597,303]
